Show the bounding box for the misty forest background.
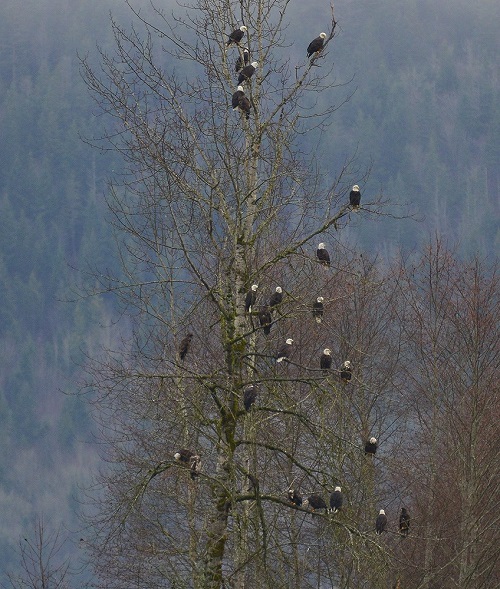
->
[0,0,498,580]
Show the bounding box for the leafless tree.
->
[5,518,75,589]
[79,1,396,588]
[390,241,500,589]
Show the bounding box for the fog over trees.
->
[0,0,498,586]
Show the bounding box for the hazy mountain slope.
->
[0,0,124,576]
[311,0,500,254]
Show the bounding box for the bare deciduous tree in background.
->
[391,243,500,589]
[5,518,75,589]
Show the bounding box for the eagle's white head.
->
[317,296,324,303]
[276,286,282,293]
[174,452,181,461]
[251,61,259,68]
[343,360,351,368]
[285,338,293,345]
[352,184,360,191]
[319,32,327,39]
[334,486,341,492]
[251,284,258,291]
[379,509,386,515]
[237,85,244,92]
[240,26,248,32]
[369,437,377,444]
[323,348,331,355]
[318,243,325,249]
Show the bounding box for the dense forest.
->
[0,0,498,583]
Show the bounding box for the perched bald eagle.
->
[258,306,272,335]
[329,486,343,513]
[243,384,257,411]
[238,61,258,84]
[399,508,410,538]
[245,284,258,312]
[288,489,303,507]
[365,437,378,455]
[340,360,352,382]
[307,32,327,58]
[316,243,330,266]
[227,25,247,46]
[305,493,327,512]
[236,91,251,120]
[276,338,293,363]
[178,333,193,361]
[235,48,250,72]
[232,86,245,109]
[174,449,201,480]
[269,286,283,310]
[313,296,324,323]
[376,509,388,534]
[320,348,332,372]
[174,448,194,463]
[350,185,361,210]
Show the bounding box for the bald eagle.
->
[235,48,250,72]
[269,286,283,310]
[399,508,410,538]
[288,489,303,507]
[376,509,388,534]
[174,448,194,463]
[227,25,247,46]
[236,92,251,120]
[340,360,352,382]
[320,348,332,372]
[232,86,245,109]
[313,296,324,323]
[238,61,258,84]
[329,486,343,513]
[307,32,327,58]
[245,284,258,313]
[276,338,293,363]
[243,384,257,411]
[258,306,272,335]
[316,243,330,266]
[174,449,201,480]
[350,185,361,210]
[305,493,327,512]
[365,437,378,455]
[178,333,193,361]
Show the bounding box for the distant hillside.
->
[313,0,500,254]
[0,0,123,577]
